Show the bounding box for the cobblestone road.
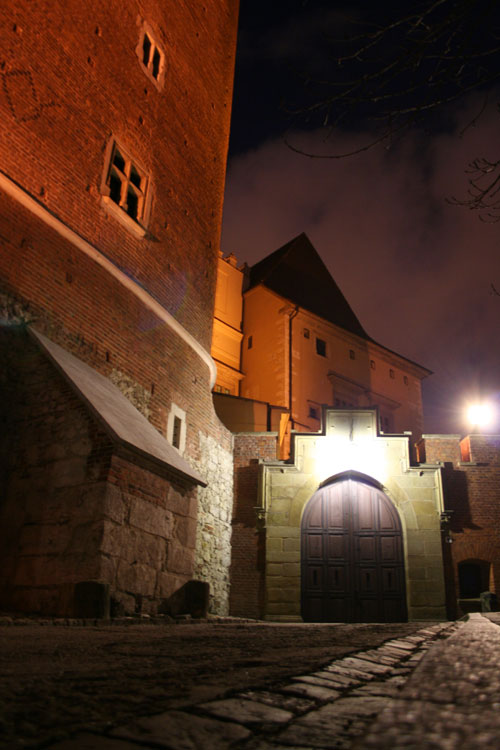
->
[5,615,500,749]
[41,621,459,749]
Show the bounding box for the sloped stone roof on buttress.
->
[247,233,370,340]
[30,329,206,486]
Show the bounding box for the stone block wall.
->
[193,433,234,615]
[0,329,199,616]
[0,330,112,614]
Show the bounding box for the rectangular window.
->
[137,24,165,89]
[316,337,326,357]
[308,406,319,419]
[303,328,310,339]
[349,349,355,360]
[248,335,253,349]
[102,140,150,231]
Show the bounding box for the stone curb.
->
[43,621,459,749]
[349,613,500,750]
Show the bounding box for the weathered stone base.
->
[0,328,200,617]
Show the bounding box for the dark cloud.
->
[222,97,500,434]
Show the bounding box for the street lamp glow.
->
[467,403,494,428]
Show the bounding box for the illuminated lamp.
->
[466,403,495,429]
[314,435,389,485]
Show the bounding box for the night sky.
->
[221,0,500,435]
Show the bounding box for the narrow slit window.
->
[167,404,186,454]
[172,416,182,449]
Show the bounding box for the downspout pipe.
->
[288,305,299,430]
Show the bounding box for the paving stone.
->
[237,689,315,714]
[46,736,155,749]
[405,635,427,645]
[310,670,357,687]
[339,656,393,675]
[198,697,294,725]
[112,710,251,749]
[276,720,351,749]
[389,667,412,676]
[280,682,341,701]
[383,641,416,653]
[323,665,368,683]
[350,681,403,698]
[406,652,425,664]
[293,674,350,690]
[353,649,400,666]
[376,646,415,659]
[276,697,388,748]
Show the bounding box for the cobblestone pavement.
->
[41,620,464,750]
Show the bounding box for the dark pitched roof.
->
[247,233,370,340]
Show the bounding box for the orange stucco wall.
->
[241,285,426,443]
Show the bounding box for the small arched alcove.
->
[301,471,407,623]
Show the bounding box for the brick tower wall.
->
[0,0,239,615]
[420,434,500,618]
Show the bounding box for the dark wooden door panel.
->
[327,533,347,559]
[380,535,400,561]
[301,479,406,623]
[305,533,323,559]
[326,564,348,592]
[326,493,344,528]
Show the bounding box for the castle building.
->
[0,0,239,617]
[2,1,499,625]
[213,238,500,623]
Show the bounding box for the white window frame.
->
[100,139,151,237]
[167,404,187,455]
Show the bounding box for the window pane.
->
[142,34,152,66]
[172,416,182,449]
[316,338,326,357]
[109,171,122,204]
[152,48,161,79]
[112,149,125,173]
[126,186,139,219]
[129,165,142,189]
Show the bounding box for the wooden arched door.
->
[301,478,407,622]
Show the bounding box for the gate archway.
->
[301,475,407,622]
